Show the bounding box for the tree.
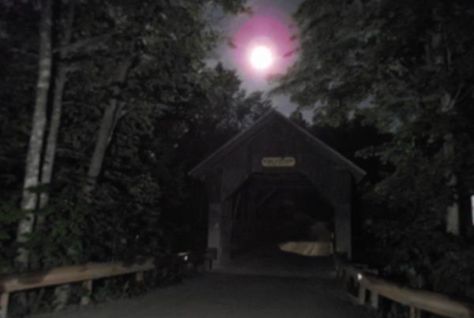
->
[16,0,53,269]
[277,0,474,230]
[1,0,256,313]
[78,0,246,196]
[277,0,474,295]
[0,0,246,270]
[38,0,76,211]
[0,2,38,272]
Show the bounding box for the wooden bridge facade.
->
[190,110,366,266]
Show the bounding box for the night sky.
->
[211,0,304,116]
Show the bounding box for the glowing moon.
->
[232,14,298,78]
[249,45,274,71]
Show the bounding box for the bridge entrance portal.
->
[190,110,365,267]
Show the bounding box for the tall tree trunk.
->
[39,1,75,211]
[37,3,76,310]
[39,65,67,209]
[427,7,460,235]
[83,59,133,196]
[16,0,53,269]
[444,133,460,235]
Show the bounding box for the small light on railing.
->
[177,252,190,262]
[357,273,363,281]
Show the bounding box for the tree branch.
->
[54,31,116,56]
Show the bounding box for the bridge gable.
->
[190,110,365,200]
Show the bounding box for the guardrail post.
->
[135,271,144,284]
[206,248,217,271]
[53,285,70,311]
[80,280,93,306]
[358,285,366,305]
[0,292,9,318]
[409,306,421,318]
[369,291,379,309]
[342,269,350,289]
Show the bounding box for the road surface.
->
[35,248,370,318]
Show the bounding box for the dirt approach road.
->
[36,273,369,318]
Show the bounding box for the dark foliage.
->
[278,0,474,300]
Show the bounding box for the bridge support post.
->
[208,202,222,265]
[335,204,352,259]
[207,200,232,267]
[334,170,352,259]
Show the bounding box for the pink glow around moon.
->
[232,13,297,77]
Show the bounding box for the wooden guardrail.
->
[336,262,474,318]
[0,251,216,318]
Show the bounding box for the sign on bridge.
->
[261,157,296,168]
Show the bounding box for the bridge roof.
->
[189,109,366,183]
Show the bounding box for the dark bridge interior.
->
[231,173,333,259]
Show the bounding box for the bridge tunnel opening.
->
[229,173,334,260]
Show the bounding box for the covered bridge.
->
[190,110,365,266]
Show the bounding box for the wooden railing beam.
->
[0,251,214,318]
[0,260,154,294]
[338,261,474,318]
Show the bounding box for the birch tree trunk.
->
[16,0,53,269]
[83,59,133,196]
[39,1,75,211]
[39,65,67,209]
